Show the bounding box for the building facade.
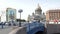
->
[27,4,46,22]
[6,8,16,22]
[46,9,60,22]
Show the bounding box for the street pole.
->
[18,9,23,27]
[20,12,21,20]
[19,13,21,27]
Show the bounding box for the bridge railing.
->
[20,22,45,31]
[8,22,45,34]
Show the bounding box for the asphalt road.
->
[0,22,28,34]
[0,26,15,34]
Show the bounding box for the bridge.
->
[8,21,46,34]
[26,22,45,34]
[0,22,46,34]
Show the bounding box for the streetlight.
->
[18,9,23,27]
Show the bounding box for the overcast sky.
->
[0,0,60,21]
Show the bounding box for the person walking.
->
[1,22,3,29]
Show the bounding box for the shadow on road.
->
[35,31,44,34]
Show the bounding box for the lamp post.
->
[18,9,23,27]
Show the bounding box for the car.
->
[0,22,5,25]
[0,22,2,25]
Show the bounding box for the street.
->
[0,26,14,34]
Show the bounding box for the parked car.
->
[0,22,2,25]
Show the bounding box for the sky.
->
[0,0,60,21]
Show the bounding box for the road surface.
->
[0,26,15,34]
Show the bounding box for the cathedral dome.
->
[35,4,42,15]
[35,4,42,11]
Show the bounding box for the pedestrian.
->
[1,22,3,29]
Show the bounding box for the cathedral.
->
[27,4,46,22]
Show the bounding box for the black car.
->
[0,23,2,25]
